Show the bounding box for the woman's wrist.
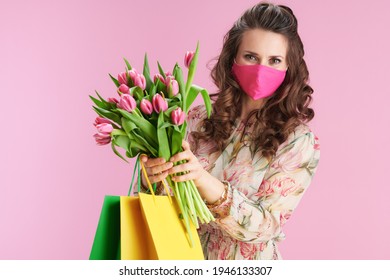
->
[195,170,228,205]
[204,180,229,208]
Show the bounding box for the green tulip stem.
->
[167,176,194,248]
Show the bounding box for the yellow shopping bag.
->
[120,157,204,260]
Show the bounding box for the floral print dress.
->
[185,105,321,260]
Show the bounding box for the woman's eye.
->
[245,54,257,61]
[271,58,281,64]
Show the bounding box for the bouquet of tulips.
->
[90,42,215,245]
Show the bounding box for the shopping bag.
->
[120,195,157,259]
[140,192,204,260]
[89,195,121,260]
[120,156,204,260]
[90,155,205,260]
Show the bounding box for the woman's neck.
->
[240,95,266,121]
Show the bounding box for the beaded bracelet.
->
[205,180,230,209]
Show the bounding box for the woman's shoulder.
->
[187,104,209,132]
[187,104,208,120]
[277,123,320,153]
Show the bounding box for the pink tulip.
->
[154,73,165,84]
[96,123,113,134]
[93,117,111,127]
[184,51,195,68]
[152,94,168,113]
[133,74,146,90]
[166,77,179,97]
[127,69,146,90]
[93,123,113,146]
[118,94,137,112]
[118,72,129,85]
[107,97,119,104]
[140,99,153,115]
[128,69,138,82]
[93,133,111,145]
[118,84,130,95]
[165,71,172,77]
[171,107,186,125]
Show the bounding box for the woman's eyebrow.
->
[244,50,284,58]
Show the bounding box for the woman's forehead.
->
[239,29,288,57]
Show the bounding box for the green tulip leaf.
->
[111,141,129,163]
[89,95,110,110]
[121,118,138,134]
[111,129,127,137]
[130,86,144,100]
[180,122,188,139]
[149,84,156,96]
[93,106,121,125]
[173,64,186,110]
[185,41,200,95]
[109,74,120,88]
[171,129,183,157]
[185,85,211,118]
[117,109,158,147]
[159,122,175,130]
[155,79,166,94]
[143,53,153,92]
[132,130,158,157]
[157,112,171,161]
[123,57,132,71]
[163,105,179,118]
[157,61,166,78]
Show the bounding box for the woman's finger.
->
[171,172,196,182]
[142,156,167,168]
[147,171,169,184]
[168,162,194,176]
[182,139,191,151]
[148,161,173,175]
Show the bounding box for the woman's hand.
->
[140,140,226,204]
[169,140,226,204]
[168,140,207,187]
[140,155,173,187]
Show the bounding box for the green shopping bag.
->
[89,195,121,260]
[89,156,146,260]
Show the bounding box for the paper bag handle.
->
[129,154,173,204]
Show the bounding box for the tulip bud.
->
[118,84,130,95]
[118,94,137,112]
[152,94,168,113]
[166,77,179,97]
[184,51,195,68]
[154,73,165,84]
[128,69,138,82]
[107,97,119,104]
[118,72,129,85]
[94,117,111,127]
[133,74,146,90]
[96,123,114,134]
[93,123,113,146]
[140,99,153,115]
[171,108,186,125]
[93,133,111,145]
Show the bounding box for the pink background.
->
[1,0,389,259]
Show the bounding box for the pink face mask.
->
[232,62,287,100]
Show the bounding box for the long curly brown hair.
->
[191,2,315,163]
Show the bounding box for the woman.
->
[140,2,320,260]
